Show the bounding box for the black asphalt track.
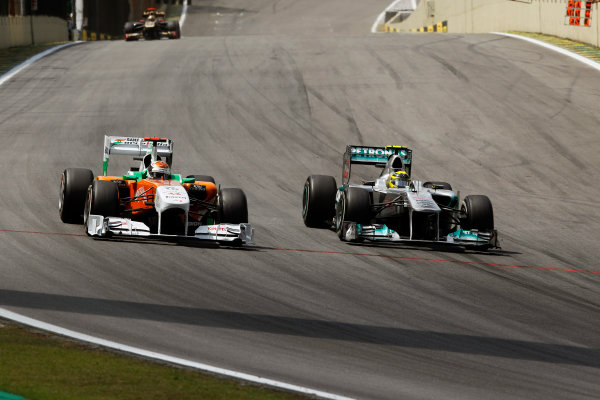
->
[1,1,599,399]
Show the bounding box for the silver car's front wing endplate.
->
[86,215,254,245]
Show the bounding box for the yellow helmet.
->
[387,170,410,188]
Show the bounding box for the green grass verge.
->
[507,31,600,62]
[0,320,310,400]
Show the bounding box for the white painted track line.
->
[494,32,600,73]
[0,308,354,400]
[180,2,189,28]
[0,42,82,87]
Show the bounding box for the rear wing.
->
[342,145,412,185]
[143,8,165,17]
[103,136,173,176]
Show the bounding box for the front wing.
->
[339,222,499,249]
[86,215,254,245]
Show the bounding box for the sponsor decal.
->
[207,226,229,233]
[351,147,393,157]
[112,138,170,147]
[158,186,187,203]
[135,187,147,197]
[189,184,206,193]
[414,197,437,207]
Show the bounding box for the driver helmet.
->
[387,170,410,188]
[148,161,170,179]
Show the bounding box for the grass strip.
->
[0,320,310,400]
[507,31,600,62]
[0,43,69,76]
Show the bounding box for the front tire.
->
[219,188,248,223]
[59,168,94,223]
[167,21,181,38]
[124,22,135,34]
[83,181,119,230]
[336,187,371,240]
[302,175,337,228]
[461,195,494,231]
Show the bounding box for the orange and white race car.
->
[59,136,253,245]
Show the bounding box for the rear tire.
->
[461,195,494,231]
[219,188,248,223]
[59,168,94,223]
[424,181,453,191]
[186,174,215,184]
[302,175,337,228]
[124,22,135,34]
[336,187,371,240]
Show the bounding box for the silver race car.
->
[302,145,498,249]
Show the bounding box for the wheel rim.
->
[302,184,309,218]
[83,186,92,228]
[58,173,65,214]
[335,192,345,232]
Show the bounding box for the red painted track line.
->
[1,228,598,274]
[265,247,600,275]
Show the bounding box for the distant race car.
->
[302,145,498,249]
[59,136,253,245]
[123,8,180,41]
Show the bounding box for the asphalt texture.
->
[1,1,600,399]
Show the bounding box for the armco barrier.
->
[384,0,600,48]
[0,16,68,49]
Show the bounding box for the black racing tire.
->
[461,195,494,231]
[336,187,371,239]
[302,175,337,228]
[84,181,119,229]
[167,21,181,38]
[219,188,248,224]
[59,168,94,224]
[424,181,453,191]
[186,174,216,184]
[124,22,135,34]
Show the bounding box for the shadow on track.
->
[1,289,598,368]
